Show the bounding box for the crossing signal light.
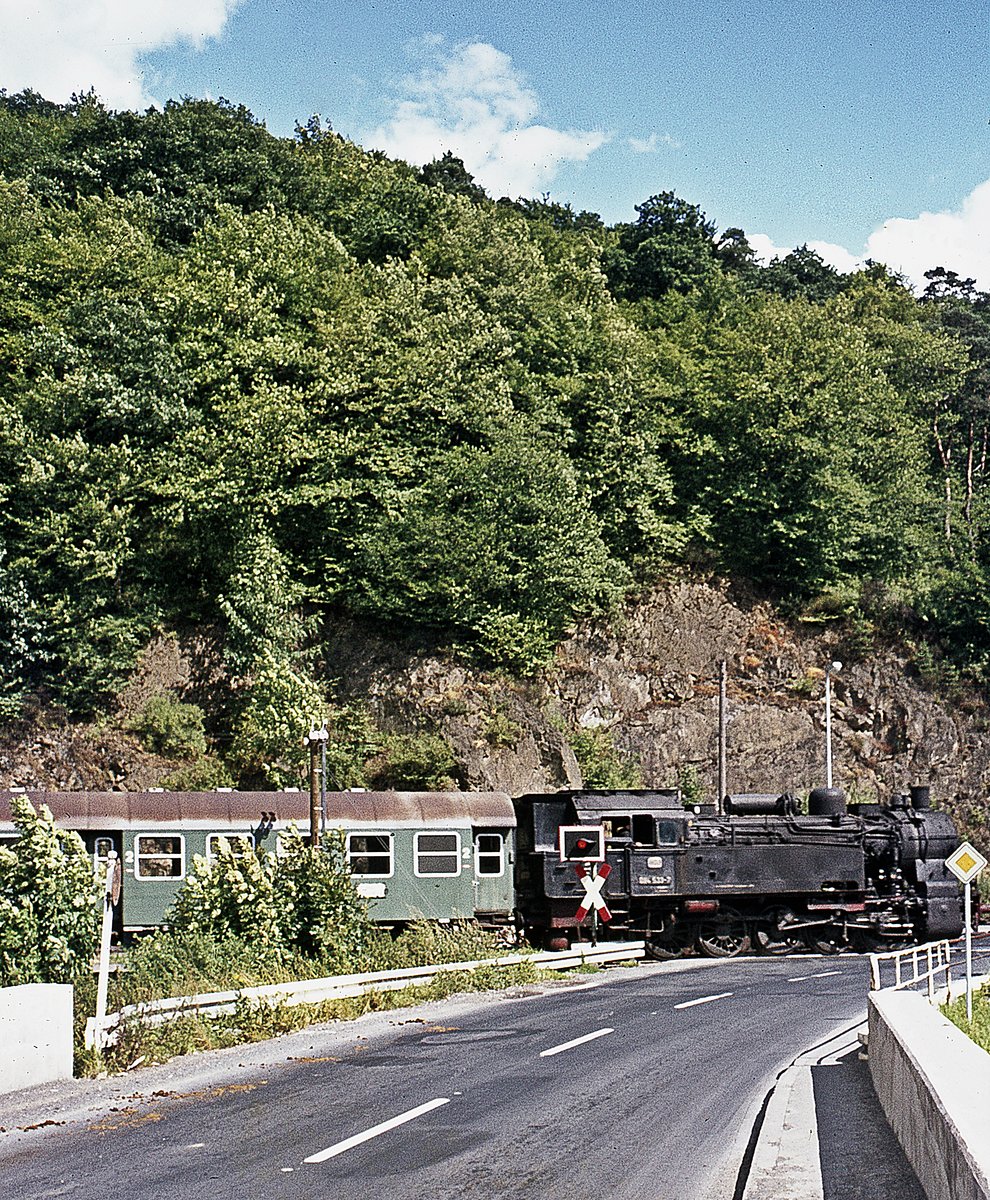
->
[558,825,605,863]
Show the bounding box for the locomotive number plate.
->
[638,874,673,887]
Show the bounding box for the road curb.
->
[741,1064,823,1200]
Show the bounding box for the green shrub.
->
[942,987,990,1055]
[569,726,642,789]
[0,796,100,986]
[227,656,328,787]
[484,709,523,748]
[167,827,373,971]
[159,755,235,790]
[677,764,706,807]
[127,694,207,758]
[365,732,458,790]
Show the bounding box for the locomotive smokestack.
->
[909,785,931,810]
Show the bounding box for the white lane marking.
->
[673,991,733,1009]
[539,1027,615,1058]
[304,1097,450,1163]
[788,970,842,982]
[185,1143,206,1150]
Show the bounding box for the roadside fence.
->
[868,939,952,1000]
[85,940,645,1051]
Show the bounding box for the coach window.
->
[93,837,114,877]
[475,833,504,877]
[206,833,255,862]
[347,832,393,877]
[414,832,461,877]
[135,835,185,879]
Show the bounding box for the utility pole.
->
[717,659,728,813]
[305,726,329,848]
[825,661,842,788]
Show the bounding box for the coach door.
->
[472,829,513,917]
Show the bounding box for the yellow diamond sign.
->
[946,841,988,885]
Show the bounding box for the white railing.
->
[86,940,644,1051]
[868,940,952,999]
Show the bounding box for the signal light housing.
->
[558,825,605,863]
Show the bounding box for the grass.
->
[78,922,552,1076]
[942,984,990,1054]
[86,959,560,1075]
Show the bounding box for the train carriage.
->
[0,789,517,933]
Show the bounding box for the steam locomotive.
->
[0,780,965,956]
[515,783,964,956]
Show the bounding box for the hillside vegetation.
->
[2,91,989,786]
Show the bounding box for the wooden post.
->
[308,737,320,850]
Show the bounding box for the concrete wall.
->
[869,988,990,1200]
[0,985,74,1094]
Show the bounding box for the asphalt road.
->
[0,953,889,1200]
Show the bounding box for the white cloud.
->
[751,181,990,291]
[865,180,990,291]
[0,0,243,110]
[748,232,863,275]
[746,232,792,264]
[806,240,863,275]
[365,40,611,198]
[627,132,681,154]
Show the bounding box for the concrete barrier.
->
[868,988,990,1200]
[0,984,74,1094]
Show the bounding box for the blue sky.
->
[2,0,988,285]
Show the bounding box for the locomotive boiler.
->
[514,783,964,956]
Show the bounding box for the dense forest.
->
[1,91,989,786]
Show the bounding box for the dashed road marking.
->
[788,970,843,982]
[540,1027,615,1058]
[673,992,733,1009]
[303,1097,450,1163]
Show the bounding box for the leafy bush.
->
[167,827,373,971]
[127,694,207,758]
[0,795,100,986]
[364,731,458,790]
[227,656,329,787]
[569,727,642,789]
[159,755,235,790]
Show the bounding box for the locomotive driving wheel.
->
[803,926,848,955]
[696,910,751,958]
[646,927,694,959]
[754,907,804,956]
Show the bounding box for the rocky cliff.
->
[2,578,988,841]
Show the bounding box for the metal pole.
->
[717,660,727,812]
[965,881,973,1023]
[825,670,833,788]
[590,863,598,948]
[94,851,117,1051]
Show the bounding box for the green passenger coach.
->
[0,789,518,934]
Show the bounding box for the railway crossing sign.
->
[575,862,612,923]
[945,841,988,885]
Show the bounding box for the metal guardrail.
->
[868,940,952,999]
[86,941,645,1050]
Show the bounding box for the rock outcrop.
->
[2,579,988,842]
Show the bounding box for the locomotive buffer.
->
[559,826,611,946]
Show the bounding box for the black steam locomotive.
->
[515,783,963,956]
